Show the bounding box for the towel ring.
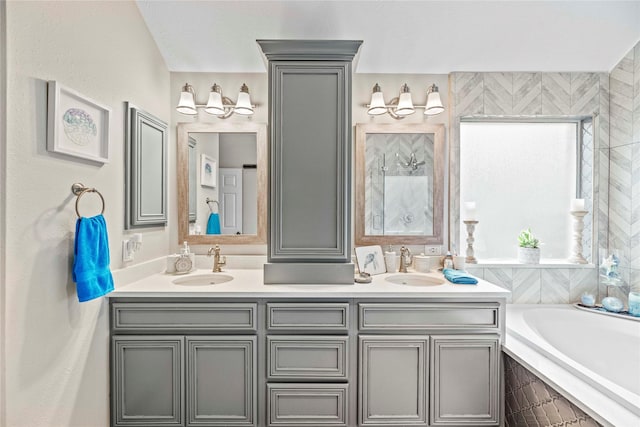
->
[206,197,219,213]
[72,183,105,217]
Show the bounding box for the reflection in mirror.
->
[177,122,267,245]
[355,123,444,246]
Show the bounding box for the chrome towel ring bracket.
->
[71,182,105,217]
[205,197,219,213]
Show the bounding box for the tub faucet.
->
[207,245,226,272]
[399,246,412,273]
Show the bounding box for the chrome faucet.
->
[207,245,226,272]
[399,246,412,273]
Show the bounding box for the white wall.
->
[0,1,7,424]
[4,1,170,425]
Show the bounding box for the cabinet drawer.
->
[267,384,348,426]
[267,336,349,380]
[267,303,349,331]
[359,303,499,331]
[112,303,257,332]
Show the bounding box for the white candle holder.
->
[569,210,588,264]
[463,220,478,264]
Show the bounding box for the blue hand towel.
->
[443,268,478,285]
[72,214,114,302]
[206,212,221,234]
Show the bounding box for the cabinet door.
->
[359,336,428,426]
[111,336,183,427]
[430,335,500,425]
[186,337,256,426]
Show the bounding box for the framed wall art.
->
[47,81,111,164]
[200,154,217,188]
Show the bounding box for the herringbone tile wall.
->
[449,71,607,303]
[608,39,640,298]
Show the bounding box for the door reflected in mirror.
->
[178,122,267,245]
[355,123,444,246]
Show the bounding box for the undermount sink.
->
[385,274,445,286]
[172,273,234,286]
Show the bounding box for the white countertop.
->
[110,268,510,299]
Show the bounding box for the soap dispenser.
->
[443,251,454,270]
[175,241,194,274]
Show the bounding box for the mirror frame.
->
[177,122,268,245]
[125,102,168,229]
[355,122,445,246]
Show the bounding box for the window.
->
[460,121,587,260]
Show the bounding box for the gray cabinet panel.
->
[112,303,257,332]
[359,303,499,331]
[268,62,351,262]
[186,337,256,426]
[267,384,348,426]
[430,335,499,425]
[359,336,428,426]
[112,336,183,426]
[267,303,349,331]
[268,336,348,380]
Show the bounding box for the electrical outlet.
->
[425,246,441,255]
[122,239,134,262]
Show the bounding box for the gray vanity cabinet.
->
[112,336,184,426]
[186,337,256,426]
[111,299,505,427]
[430,335,499,426]
[359,336,429,426]
[265,302,351,426]
[110,303,258,427]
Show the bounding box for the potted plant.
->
[517,228,540,264]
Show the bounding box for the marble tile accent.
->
[453,72,484,116]
[599,73,610,149]
[484,267,513,303]
[542,72,571,115]
[484,72,512,115]
[570,268,599,303]
[512,269,541,304]
[631,268,640,292]
[571,73,599,116]
[610,50,634,148]
[598,148,610,251]
[609,145,633,267]
[513,73,541,115]
[540,269,570,304]
[465,266,484,280]
[634,42,640,143]
[632,143,640,270]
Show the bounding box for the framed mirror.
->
[125,103,168,228]
[355,123,445,245]
[177,122,267,245]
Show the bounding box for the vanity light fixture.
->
[176,83,255,118]
[366,82,445,119]
[424,84,445,116]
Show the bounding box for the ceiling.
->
[136,0,640,74]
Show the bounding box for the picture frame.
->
[47,81,110,164]
[355,245,386,275]
[200,154,217,188]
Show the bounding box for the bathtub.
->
[505,304,640,427]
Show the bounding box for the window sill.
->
[470,259,596,269]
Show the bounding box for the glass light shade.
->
[176,84,197,115]
[424,86,445,116]
[234,84,254,116]
[368,91,387,115]
[395,91,415,116]
[204,86,225,115]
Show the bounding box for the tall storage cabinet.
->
[258,40,362,284]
